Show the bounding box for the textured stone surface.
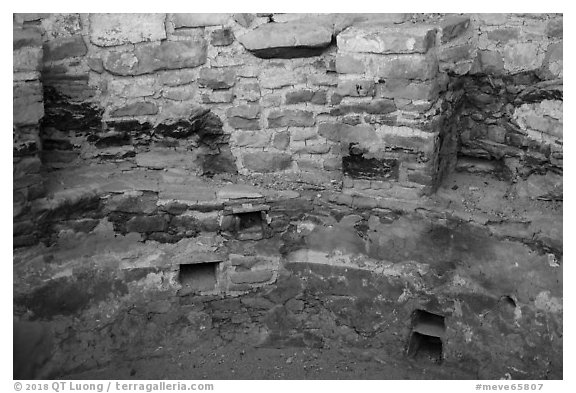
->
[233,13,255,28]
[103,40,207,76]
[318,122,376,143]
[14,99,44,126]
[372,54,438,80]
[90,14,167,46]
[126,215,168,233]
[377,79,440,100]
[546,18,563,39]
[198,68,236,89]
[227,105,260,119]
[227,105,261,130]
[338,24,437,54]
[110,102,158,118]
[43,36,87,61]
[440,16,471,43]
[337,80,376,97]
[273,131,290,150]
[284,89,328,105]
[234,131,270,148]
[173,13,229,28]
[260,69,306,89]
[14,80,43,126]
[13,27,43,50]
[230,270,274,284]
[108,77,156,98]
[243,152,292,172]
[514,100,563,138]
[267,110,315,128]
[503,42,545,73]
[210,29,235,46]
[332,99,396,116]
[235,82,261,102]
[335,54,366,74]
[238,21,333,58]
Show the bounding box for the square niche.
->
[407,309,446,363]
[179,262,219,294]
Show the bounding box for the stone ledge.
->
[238,21,333,59]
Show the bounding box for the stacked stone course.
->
[12,12,563,245]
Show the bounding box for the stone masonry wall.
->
[15,14,562,199]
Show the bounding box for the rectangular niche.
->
[342,143,399,181]
[407,309,446,363]
[228,204,270,241]
[179,262,219,294]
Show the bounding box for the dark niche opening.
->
[179,262,218,294]
[407,309,446,363]
[235,211,264,241]
[342,143,399,181]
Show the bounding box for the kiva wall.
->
[13,12,563,240]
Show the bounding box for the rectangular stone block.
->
[337,79,375,97]
[440,16,471,43]
[260,69,306,89]
[159,69,199,86]
[502,42,545,73]
[486,27,521,44]
[234,81,261,102]
[307,73,338,86]
[199,68,236,89]
[108,77,156,98]
[103,40,207,76]
[290,127,318,142]
[234,131,270,148]
[173,13,229,28]
[331,99,396,116]
[210,28,235,46]
[201,90,233,103]
[338,25,437,54]
[267,110,315,128]
[370,54,438,80]
[285,89,314,104]
[243,152,292,173]
[228,117,260,130]
[165,85,198,101]
[89,14,167,46]
[226,105,260,119]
